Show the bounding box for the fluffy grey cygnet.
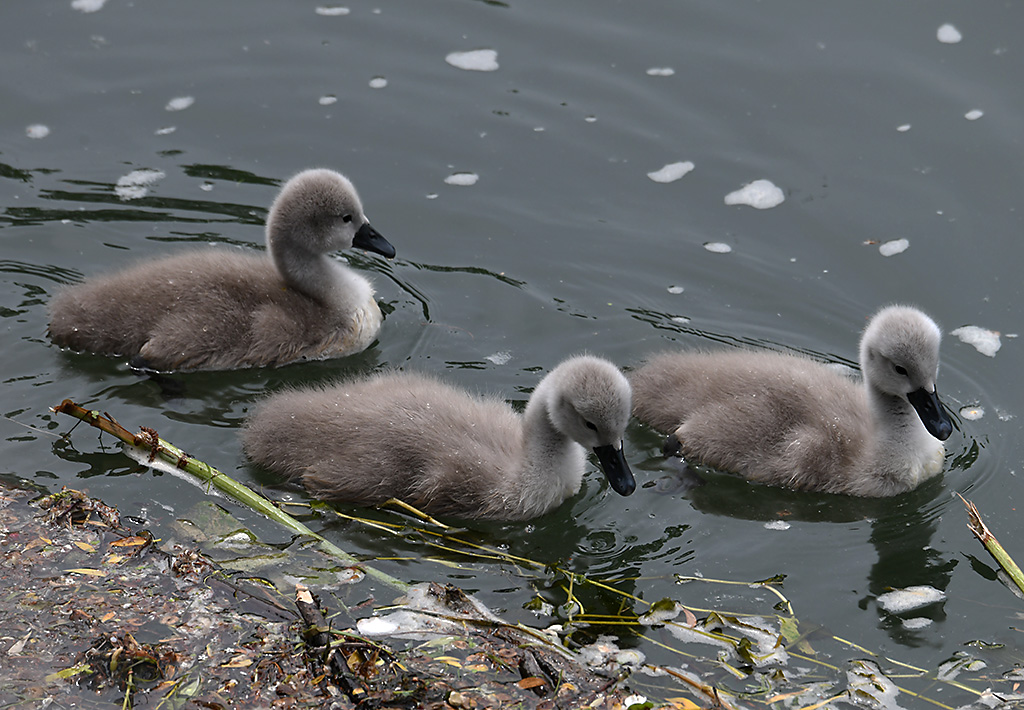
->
[242,355,636,520]
[48,168,396,371]
[630,306,954,497]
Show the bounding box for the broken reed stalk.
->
[959,493,1024,596]
[51,399,408,593]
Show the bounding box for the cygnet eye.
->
[341,214,353,223]
[893,364,908,376]
[584,421,598,432]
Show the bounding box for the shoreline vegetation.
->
[0,400,1019,707]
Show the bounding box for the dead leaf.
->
[517,677,546,689]
[222,655,253,668]
[73,541,96,553]
[65,568,106,577]
[110,536,148,548]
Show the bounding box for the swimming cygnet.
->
[630,306,954,497]
[242,355,636,520]
[48,168,396,371]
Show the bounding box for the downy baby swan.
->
[242,355,637,520]
[630,306,954,497]
[48,168,396,371]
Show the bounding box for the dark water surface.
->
[4,1,1024,705]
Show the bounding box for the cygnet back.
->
[242,355,636,520]
[631,306,953,497]
[48,168,395,371]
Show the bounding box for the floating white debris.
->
[154,126,176,135]
[951,325,1001,357]
[647,161,695,184]
[897,124,912,132]
[959,405,984,421]
[71,0,107,12]
[638,599,682,626]
[165,96,195,112]
[667,285,684,294]
[356,616,397,635]
[25,124,50,139]
[903,617,933,630]
[937,23,962,44]
[584,115,597,123]
[671,316,691,324]
[623,695,649,708]
[646,67,675,76]
[425,192,438,200]
[369,76,387,89]
[998,409,1015,422]
[764,520,791,531]
[115,169,166,201]
[879,238,909,257]
[724,179,785,209]
[444,172,479,186]
[315,5,349,15]
[445,49,499,72]
[336,567,365,584]
[965,109,984,121]
[319,95,337,106]
[877,585,946,613]
[199,182,214,192]
[578,635,646,669]
[484,351,512,365]
[704,242,732,254]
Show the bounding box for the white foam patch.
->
[965,109,984,121]
[154,126,176,135]
[951,325,1001,357]
[671,316,690,324]
[647,161,695,184]
[937,23,962,44]
[879,238,909,256]
[315,5,350,15]
[485,351,512,365]
[319,95,337,105]
[667,285,684,294]
[897,124,912,132]
[369,76,387,89]
[646,67,675,76]
[25,124,50,139]
[959,405,984,421]
[703,242,732,254]
[724,179,785,209]
[115,169,166,201]
[876,585,946,613]
[445,49,499,72]
[444,172,479,186]
[764,520,791,531]
[165,96,195,112]
[71,0,107,12]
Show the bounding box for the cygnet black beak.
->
[907,387,954,441]
[593,443,636,496]
[353,221,396,259]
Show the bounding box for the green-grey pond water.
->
[3,1,1024,706]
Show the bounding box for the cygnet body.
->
[48,169,396,371]
[242,355,636,520]
[630,306,954,497]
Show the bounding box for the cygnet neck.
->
[519,374,585,500]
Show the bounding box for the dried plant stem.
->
[51,399,407,593]
[959,493,1024,597]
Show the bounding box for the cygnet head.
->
[859,305,953,441]
[542,355,636,496]
[266,168,395,262]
